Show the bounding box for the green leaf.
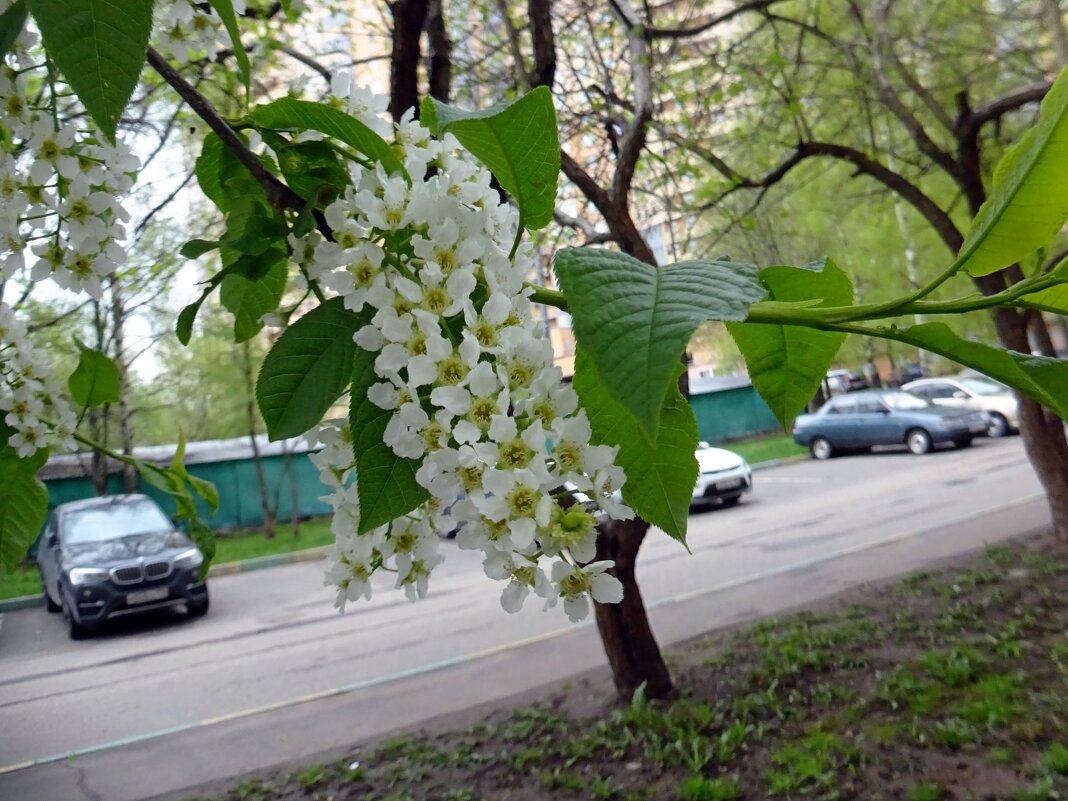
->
[27,0,153,142]
[422,87,559,230]
[67,344,120,407]
[573,352,697,543]
[554,247,765,441]
[257,297,365,440]
[0,427,48,573]
[220,258,288,342]
[196,133,265,213]
[276,139,349,205]
[958,66,1068,276]
[189,517,215,581]
[351,343,428,534]
[1018,281,1068,316]
[221,196,286,257]
[0,1,27,57]
[250,98,407,179]
[180,239,222,259]
[206,0,250,100]
[169,434,221,514]
[872,322,1068,417]
[727,259,853,428]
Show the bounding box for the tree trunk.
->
[88,301,109,495]
[242,342,276,538]
[388,0,431,121]
[593,517,674,699]
[109,277,138,493]
[988,305,1068,540]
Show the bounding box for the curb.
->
[0,546,332,613]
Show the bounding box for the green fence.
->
[42,449,331,532]
[689,384,782,443]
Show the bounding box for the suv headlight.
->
[69,567,110,586]
[174,548,204,569]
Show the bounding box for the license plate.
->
[716,478,743,491]
[126,587,169,605]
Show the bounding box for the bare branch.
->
[278,44,333,84]
[528,0,556,88]
[963,80,1052,133]
[647,0,786,40]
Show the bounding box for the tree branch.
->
[147,47,305,216]
[647,0,786,39]
[961,80,1052,134]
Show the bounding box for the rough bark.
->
[388,0,431,121]
[88,301,109,496]
[242,342,276,538]
[426,0,451,102]
[593,517,673,699]
[109,277,137,493]
[957,92,1068,542]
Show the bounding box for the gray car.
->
[37,494,210,639]
[792,390,988,460]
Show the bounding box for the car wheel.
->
[906,428,933,455]
[719,494,742,508]
[62,597,95,640]
[810,437,834,460]
[44,586,61,613]
[187,594,210,618]
[986,413,1009,438]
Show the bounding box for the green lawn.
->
[722,432,807,464]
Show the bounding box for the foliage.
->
[3,6,1068,613]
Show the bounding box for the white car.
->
[692,442,752,507]
[903,376,1017,437]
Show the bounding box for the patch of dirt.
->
[182,536,1068,801]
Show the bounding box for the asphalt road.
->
[0,436,1051,801]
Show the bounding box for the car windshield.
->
[884,392,931,410]
[959,378,1006,396]
[62,500,171,544]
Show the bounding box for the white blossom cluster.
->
[0,302,77,457]
[303,78,632,622]
[0,32,138,299]
[154,0,248,64]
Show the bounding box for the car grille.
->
[111,565,143,584]
[144,560,171,579]
[110,559,173,585]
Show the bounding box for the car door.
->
[922,382,968,410]
[852,396,900,444]
[37,515,59,600]
[819,396,857,446]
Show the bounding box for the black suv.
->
[37,494,210,639]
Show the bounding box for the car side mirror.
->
[45,532,58,547]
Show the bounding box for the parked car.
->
[825,369,870,396]
[692,442,752,507]
[37,494,210,639]
[902,376,1018,438]
[792,390,988,459]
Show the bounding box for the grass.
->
[189,537,1068,801]
[720,432,807,464]
[0,516,334,601]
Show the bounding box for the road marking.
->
[0,491,1047,778]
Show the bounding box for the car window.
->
[825,396,855,414]
[61,500,172,544]
[918,383,958,400]
[855,397,888,414]
[958,378,1004,396]
[884,392,931,410]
